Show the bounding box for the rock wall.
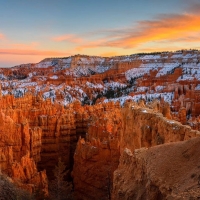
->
[112,137,200,199]
[120,103,199,153]
[72,101,200,200]
[112,103,200,199]
[0,105,48,196]
[73,102,122,200]
[11,153,48,195]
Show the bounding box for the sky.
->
[0,0,200,67]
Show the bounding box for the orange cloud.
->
[52,34,83,43]
[74,12,200,51]
[0,49,68,56]
[0,33,5,40]
[114,13,200,48]
[11,42,40,49]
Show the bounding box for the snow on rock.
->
[50,75,58,79]
[104,92,174,106]
[96,65,111,73]
[12,88,27,98]
[136,86,148,92]
[43,89,56,102]
[171,53,182,59]
[28,73,33,78]
[177,74,194,81]
[195,84,200,90]
[2,90,9,96]
[0,74,7,80]
[104,82,127,90]
[18,82,37,87]
[155,85,165,92]
[35,61,52,68]
[125,63,160,81]
[86,82,104,89]
[156,63,180,77]
[140,55,161,60]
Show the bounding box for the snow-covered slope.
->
[0,50,200,106]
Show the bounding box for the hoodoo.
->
[0,50,200,199]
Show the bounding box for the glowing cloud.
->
[52,34,83,43]
[0,49,67,56]
[74,11,200,51]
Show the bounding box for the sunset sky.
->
[0,0,200,67]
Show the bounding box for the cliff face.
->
[36,109,77,179]
[0,106,48,196]
[0,109,42,172]
[0,92,199,199]
[72,102,200,200]
[1,50,200,129]
[11,153,48,195]
[111,103,200,199]
[112,137,200,200]
[1,50,200,198]
[120,103,199,153]
[73,102,122,200]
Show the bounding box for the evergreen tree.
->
[49,158,73,200]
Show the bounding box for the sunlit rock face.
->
[0,101,48,196]
[1,50,200,129]
[112,137,200,200]
[0,50,200,199]
[73,102,122,200]
[72,101,200,200]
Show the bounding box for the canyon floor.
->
[0,49,200,199]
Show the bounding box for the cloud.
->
[11,42,40,49]
[109,13,200,48]
[0,49,68,56]
[0,33,5,40]
[52,34,83,43]
[184,0,200,13]
[73,7,200,51]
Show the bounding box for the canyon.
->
[0,49,200,199]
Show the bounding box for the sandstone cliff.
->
[72,101,200,200]
[73,102,122,200]
[0,101,48,196]
[0,50,200,199]
[112,137,200,199]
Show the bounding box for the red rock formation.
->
[112,137,200,199]
[11,153,48,196]
[0,99,47,196]
[0,50,200,199]
[73,102,122,200]
[73,101,200,200]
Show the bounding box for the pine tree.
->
[49,158,73,200]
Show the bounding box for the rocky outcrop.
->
[112,137,200,200]
[37,109,77,179]
[1,49,200,199]
[73,101,200,200]
[120,103,199,152]
[73,102,122,200]
[0,102,47,196]
[111,103,200,200]
[0,109,42,173]
[11,153,48,196]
